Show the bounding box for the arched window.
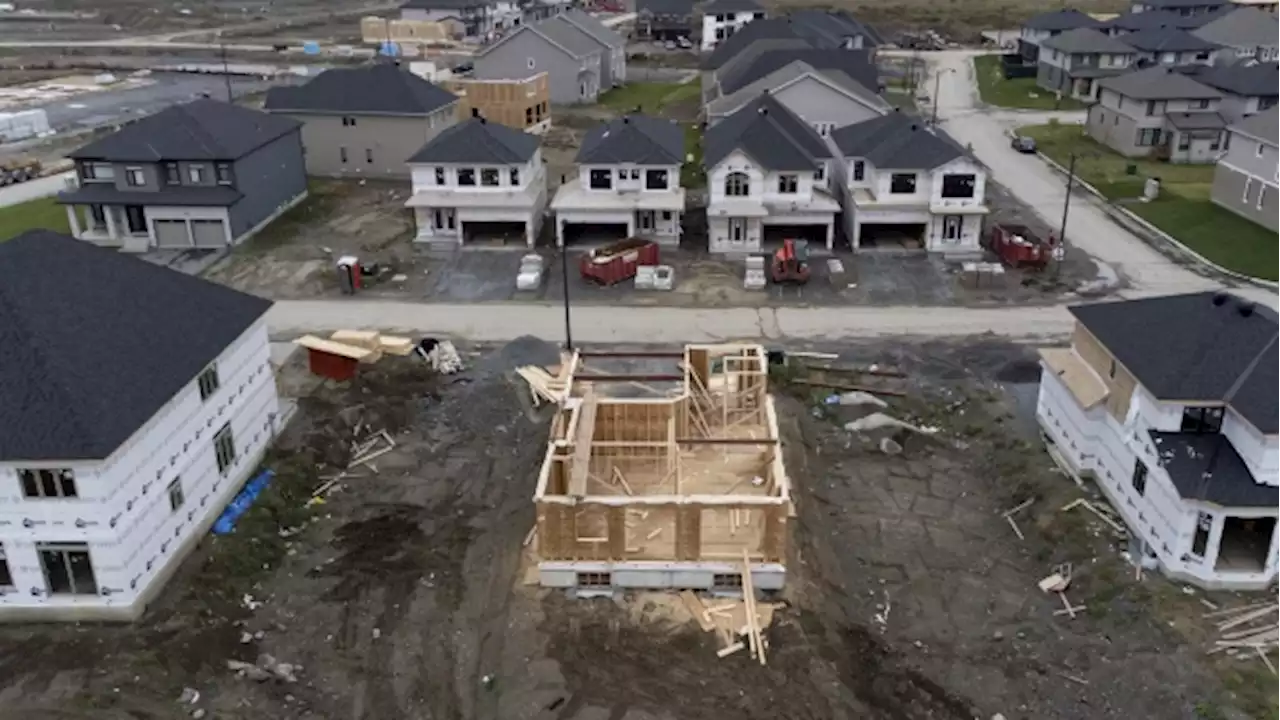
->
[724,172,750,196]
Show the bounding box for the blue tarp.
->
[212,469,275,535]
[302,41,320,55]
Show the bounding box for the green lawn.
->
[973,55,1086,111]
[682,124,704,189]
[597,82,700,114]
[883,89,917,111]
[0,196,70,241]
[1020,122,1277,281]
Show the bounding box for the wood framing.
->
[533,345,790,580]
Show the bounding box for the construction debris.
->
[418,339,464,374]
[680,587,779,662]
[516,352,576,405]
[1206,601,1279,673]
[1060,498,1126,536]
[1001,498,1035,541]
[1039,563,1085,620]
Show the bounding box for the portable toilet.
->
[302,41,320,55]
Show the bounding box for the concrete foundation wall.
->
[540,561,786,590]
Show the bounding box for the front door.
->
[729,217,747,248]
[637,210,655,233]
[434,209,456,232]
[942,215,962,243]
[124,205,147,234]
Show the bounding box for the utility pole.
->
[560,239,573,350]
[220,39,233,102]
[1055,152,1077,278]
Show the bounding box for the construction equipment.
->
[769,238,810,285]
[0,156,41,186]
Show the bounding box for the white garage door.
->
[191,219,228,248]
[153,219,191,248]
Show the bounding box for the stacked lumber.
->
[679,588,778,663]
[517,356,573,405]
[294,330,416,364]
[1206,601,1279,675]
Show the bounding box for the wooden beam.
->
[541,495,787,506]
[575,374,684,382]
[578,351,685,358]
[568,389,598,497]
[676,437,779,445]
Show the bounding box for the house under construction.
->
[530,344,790,593]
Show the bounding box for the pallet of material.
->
[329,330,415,356]
[517,365,568,404]
[294,335,378,362]
[681,589,778,661]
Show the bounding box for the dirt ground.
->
[0,337,1270,720]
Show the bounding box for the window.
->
[630,169,640,180]
[339,147,348,164]
[645,169,668,190]
[661,210,672,221]
[215,163,232,184]
[526,57,536,70]
[38,543,97,596]
[1193,99,1210,110]
[214,423,236,476]
[1178,133,1191,151]
[197,365,220,400]
[0,544,13,591]
[165,163,180,183]
[712,572,743,590]
[1257,142,1266,158]
[1131,460,1148,496]
[19,469,77,499]
[510,167,520,185]
[889,173,917,194]
[435,167,446,185]
[1259,97,1277,111]
[1209,134,1220,151]
[724,171,749,196]
[342,116,357,127]
[1108,358,1116,378]
[80,163,96,180]
[943,214,962,240]
[168,478,185,512]
[480,168,500,186]
[1144,100,1165,116]
[1258,185,1267,209]
[458,168,476,186]
[526,107,534,125]
[1191,511,1212,556]
[1194,51,1210,61]
[813,164,825,182]
[589,168,612,189]
[1181,406,1223,434]
[1242,177,1253,203]
[1136,128,1162,147]
[188,165,205,183]
[940,174,976,199]
[852,160,865,182]
[777,174,798,193]
[125,167,146,186]
[365,148,374,164]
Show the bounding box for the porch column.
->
[825,220,834,251]
[65,205,81,238]
[1203,512,1226,571]
[81,206,96,233]
[104,206,118,240]
[525,219,535,248]
[556,217,565,248]
[851,220,862,250]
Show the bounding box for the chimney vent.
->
[1237,300,1255,318]
[1211,292,1229,306]
[471,107,480,118]
[622,116,630,124]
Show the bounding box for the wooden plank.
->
[676,505,702,561]
[568,389,598,497]
[293,335,374,361]
[741,549,766,666]
[681,591,715,632]
[607,506,627,559]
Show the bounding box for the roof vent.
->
[1237,300,1255,318]
[1211,292,1229,306]
[471,107,481,118]
[758,106,768,115]
[480,117,487,124]
[622,116,630,124]
[910,123,918,131]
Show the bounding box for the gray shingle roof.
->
[1024,8,1100,32]
[1069,291,1278,434]
[1192,7,1279,49]
[69,99,300,162]
[534,16,605,58]
[263,63,458,116]
[408,117,539,164]
[1096,65,1222,99]
[1165,111,1227,129]
[1101,9,1223,32]
[1149,431,1278,507]
[831,111,966,169]
[400,0,487,7]
[1180,61,1278,98]
[1230,106,1278,147]
[1121,26,1220,52]
[638,0,692,15]
[1041,27,1137,54]
[577,114,685,164]
[560,8,625,49]
[1140,0,1228,8]
[720,48,879,96]
[0,230,273,461]
[702,12,879,70]
[704,95,831,171]
[702,0,763,13]
[708,61,886,117]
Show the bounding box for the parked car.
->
[676,36,692,49]
[1011,136,1037,154]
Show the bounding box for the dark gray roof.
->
[1165,111,1227,129]
[69,99,300,162]
[1140,0,1229,8]
[407,117,539,163]
[1192,7,1279,48]
[400,0,487,8]
[0,231,272,462]
[637,0,692,15]
[1041,27,1137,54]
[560,8,625,49]
[1121,27,1220,52]
[831,111,966,169]
[702,0,763,13]
[57,184,242,207]
[1024,8,1100,31]
[704,95,830,171]
[577,114,685,164]
[263,64,458,116]
[720,48,878,96]
[1069,292,1278,434]
[1180,62,1279,98]
[1149,432,1278,508]
[702,12,879,70]
[1230,106,1279,146]
[1097,65,1221,99]
[1101,9,1222,32]
[531,16,605,58]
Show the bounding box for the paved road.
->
[0,171,70,208]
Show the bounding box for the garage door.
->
[191,219,228,248]
[152,219,191,249]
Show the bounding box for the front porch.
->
[63,203,152,252]
[707,193,838,254]
[851,199,986,253]
[406,185,547,247]
[550,178,685,247]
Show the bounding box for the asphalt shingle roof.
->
[1024,8,1100,32]
[1101,9,1223,32]
[407,117,539,164]
[705,95,830,171]
[1141,0,1229,8]
[1069,291,1278,434]
[702,0,764,13]
[1230,106,1279,147]
[709,61,886,117]
[831,111,966,169]
[1096,65,1222,99]
[1149,431,1278,507]
[577,114,685,164]
[57,184,242,207]
[533,16,605,58]
[263,63,458,116]
[0,231,273,462]
[1041,27,1137,54]
[1121,26,1220,52]
[1192,6,1279,47]
[560,8,625,49]
[1165,111,1227,129]
[69,99,300,162]
[720,48,878,96]
[702,12,879,70]
[1179,61,1278,98]
[637,0,692,15]
[400,0,487,8]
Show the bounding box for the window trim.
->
[434,167,446,185]
[125,166,146,187]
[215,163,232,184]
[724,171,750,197]
[777,174,798,193]
[1131,459,1148,497]
[852,160,865,182]
[480,167,501,187]
[644,168,669,190]
[214,423,236,476]
[197,365,220,401]
[187,165,205,184]
[458,167,477,186]
[168,478,185,512]
[37,542,97,596]
[19,468,78,499]
[165,162,181,184]
[889,172,917,194]
[0,543,14,591]
[588,168,612,190]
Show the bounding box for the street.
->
[0,171,70,207]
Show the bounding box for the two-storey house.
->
[1121,27,1222,65]
[556,9,626,89]
[405,114,548,246]
[399,0,522,39]
[1088,66,1225,161]
[700,0,766,51]
[1036,28,1139,101]
[0,230,284,620]
[1211,107,1278,230]
[549,114,685,246]
[1191,7,1279,62]
[1131,0,1230,17]
[704,62,889,134]
[57,99,307,253]
[1037,292,1277,590]
[702,96,838,253]
[1099,9,1219,37]
[831,111,988,253]
[263,63,461,180]
[1018,9,1101,64]
[473,14,604,104]
[636,0,694,43]
[1179,61,1278,120]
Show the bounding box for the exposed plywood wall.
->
[441,73,550,131]
[1071,322,1135,421]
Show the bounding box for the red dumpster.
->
[579,238,660,286]
[986,223,1051,270]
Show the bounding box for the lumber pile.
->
[517,353,575,405]
[1206,601,1279,674]
[679,568,778,663]
[294,330,416,364]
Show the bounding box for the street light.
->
[930,67,955,125]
